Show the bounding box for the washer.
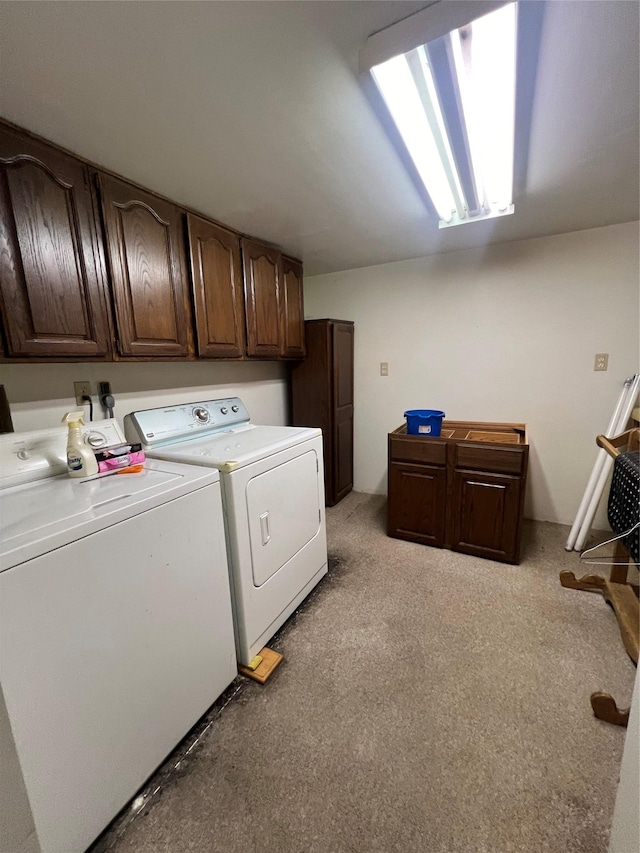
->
[124,398,328,665]
[0,420,237,853]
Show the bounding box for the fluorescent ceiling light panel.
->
[372,54,461,223]
[370,2,517,228]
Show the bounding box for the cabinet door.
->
[0,126,111,358]
[451,469,521,563]
[334,405,353,505]
[186,214,245,358]
[331,322,354,504]
[241,238,281,358]
[98,175,192,357]
[387,461,447,546]
[280,256,305,358]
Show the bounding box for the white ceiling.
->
[0,1,638,276]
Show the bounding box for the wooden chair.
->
[560,428,639,726]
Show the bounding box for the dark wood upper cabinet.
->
[0,125,112,357]
[241,237,281,358]
[0,121,306,363]
[280,256,305,358]
[98,174,192,358]
[186,214,245,358]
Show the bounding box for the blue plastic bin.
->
[404,409,445,437]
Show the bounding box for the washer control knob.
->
[193,407,210,423]
[86,433,106,448]
[231,405,239,413]
[220,407,229,415]
[17,449,30,460]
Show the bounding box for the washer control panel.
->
[124,397,251,447]
[0,419,126,488]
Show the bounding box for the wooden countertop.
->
[391,420,528,446]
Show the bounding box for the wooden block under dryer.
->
[238,647,283,684]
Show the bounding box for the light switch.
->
[380,362,388,376]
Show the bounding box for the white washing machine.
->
[0,420,237,853]
[124,398,328,665]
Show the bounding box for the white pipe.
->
[565,376,635,551]
[574,373,640,552]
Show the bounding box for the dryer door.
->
[246,449,321,587]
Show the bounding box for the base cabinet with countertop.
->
[388,421,529,564]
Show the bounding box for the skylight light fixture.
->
[369,2,518,228]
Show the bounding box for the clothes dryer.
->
[124,398,328,665]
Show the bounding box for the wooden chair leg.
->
[590,692,630,727]
[601,581,639,664]
[609,540,630,584]
[559,571,606,592]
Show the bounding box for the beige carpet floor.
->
[92,493,636,853]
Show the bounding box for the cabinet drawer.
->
[389,436,447,466]
[454,443,525,475]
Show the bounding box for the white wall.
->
[304,222,639,526]
[1,361,288,433]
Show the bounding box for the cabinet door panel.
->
[451,470,520,563]
[330,322,354,504]
[333,323,354,408]
[280,256,305,358]
[0,126,111,357]
[334,406,353,505]
[242,238,281,357]
[99,175,191,357]
[387,461,447,547]
[186,214,244,358]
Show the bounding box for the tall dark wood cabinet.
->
[0,124,112,358]
[291,319,354,506]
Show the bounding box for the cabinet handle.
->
[468,481,504,489]
[260,511,270,545]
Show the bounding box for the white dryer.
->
[124,398,328,665]
[0,420,237,853]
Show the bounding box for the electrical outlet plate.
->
[74,381,92,406]
[594,353,609,372]
[380,362,389,376]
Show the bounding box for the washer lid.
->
[143,424,321,471]
[0,459,220,571]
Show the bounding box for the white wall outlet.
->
[380,362,388,376]
[74,380,92,405]
[594,353,609,372]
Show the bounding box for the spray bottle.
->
[62,411,99,478]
